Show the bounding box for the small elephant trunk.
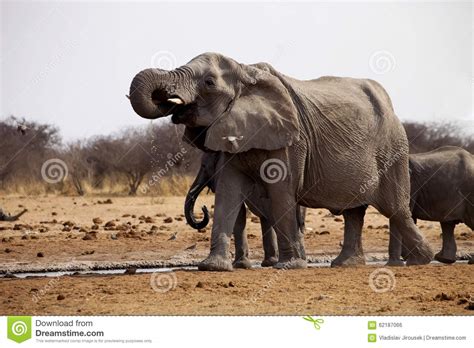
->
[185,176,210,230]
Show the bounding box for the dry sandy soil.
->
[0,195,473,315]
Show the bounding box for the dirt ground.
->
[0,195,473,315]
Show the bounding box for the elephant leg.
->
[434,222,457,264]
[267,191,306,269]
[233,205,252,269]
[198,163,251,272]
[387,219,405,266]
[400,218,417,261]
[388,211,433,266]
[331,205,367,267]
[260,218,278,267]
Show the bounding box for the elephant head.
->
[129,53,300,153]
[184,152,220,229]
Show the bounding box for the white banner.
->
[0,316,472,347]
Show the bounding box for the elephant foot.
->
[331,252,365,267]
[198,255,233,272]
[274,258,307,270]
[233,257,252,269]
[434,250,456,264]
[261,257,278,267]
[386,258,405,267]
[405,240,434,266]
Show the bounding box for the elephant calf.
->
[334,146,473,266]
[185,152,306,268]
[405,146,474,263]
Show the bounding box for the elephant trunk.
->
[185,173,210,230]
[129,67,195,120]
[0,208,27,221]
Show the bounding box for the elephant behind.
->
[407,146,474,263]
[185,151,306,268]
[129,52,434,271]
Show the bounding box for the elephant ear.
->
[204,65,299,153]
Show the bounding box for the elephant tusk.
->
[167,98,184,105]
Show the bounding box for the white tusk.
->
[167,98,184,105]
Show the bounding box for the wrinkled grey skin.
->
[405,146,473,263]
[129,52,433,271]
[0,208,27,221]
[334,146,474,266]
[185,151,306,268]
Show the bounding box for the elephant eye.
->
[204,78,215,87]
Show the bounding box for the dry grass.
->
[0,175,195,197]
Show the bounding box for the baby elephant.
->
[402,146,474,263]
[185,151,306,269]
[336,146,473,266]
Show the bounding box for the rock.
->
[82,232,97,241]
[104,221,116,228]
[185,243,197,250]
[92,217,103,224]
[197,228,207,233]
[110,233,118,240]
[196,281,205,288]
[228,281,235,287]
[81,250,95,255]
[174,216,183,221]
[91,224,99,230]
[124,267,137,275]
[163,217,173,223]
[57,294,65,300]
[465,302,474,310]
[79,227,88,232]
[144,217,155,223]
[62,226,71,232]
[122,214,131,218]
[434,293,453,301]
[319,230,330,235]
[37,252,44,257]
[4,248,12,253]
[52,212,57,216]
[63,221,75,227]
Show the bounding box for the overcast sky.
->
[1,1,472,140]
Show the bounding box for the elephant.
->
[405,146,473,263]
[0,208,27,221]
[185,151,306,268]
[334,146,474,266]
[129,52,434,271]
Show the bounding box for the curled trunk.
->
[0,208,27,221]
[185,177,210,230]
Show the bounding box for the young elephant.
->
[185,151,306,268]
[334,146,473,266]
[404,146,474,263]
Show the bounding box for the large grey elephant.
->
[334,146,474,266]
[184,151,306,268]
[129,52,433,271]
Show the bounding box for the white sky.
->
[1,1,473,140]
